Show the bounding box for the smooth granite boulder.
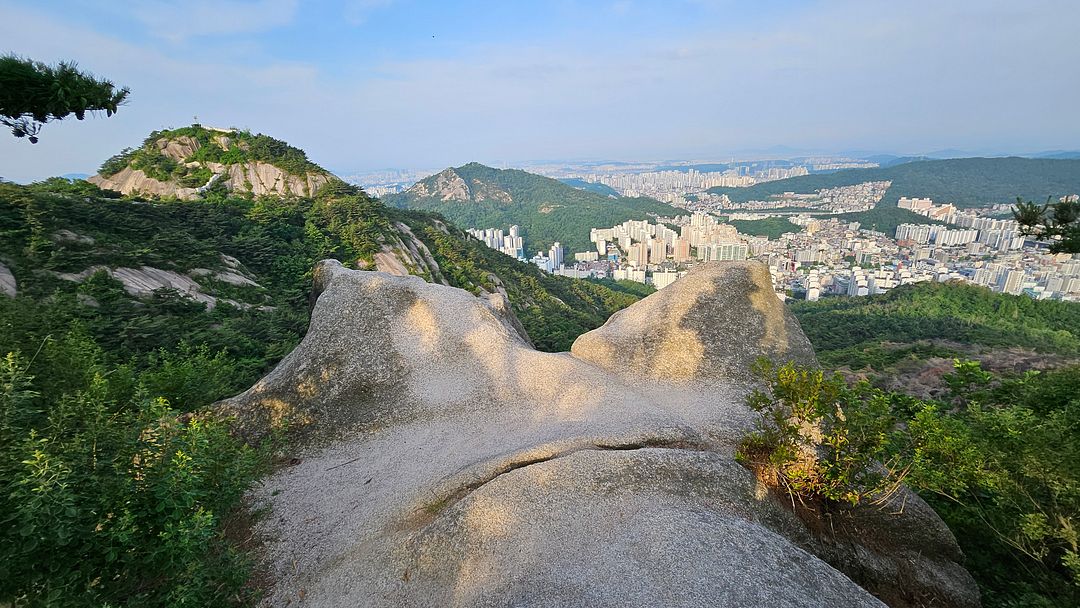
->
[221,260,978,608]
[571,261,817,383]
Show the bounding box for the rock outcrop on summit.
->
[88,129,334,200]
[223,260,979,608]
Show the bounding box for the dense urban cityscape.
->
[466,187,1080,302]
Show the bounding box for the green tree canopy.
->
[0,55,129,143]
[1014,196,1080,253]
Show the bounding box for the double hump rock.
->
[224,260,978,608]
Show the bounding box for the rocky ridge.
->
[406,165,514,203]
[223,260,978,608]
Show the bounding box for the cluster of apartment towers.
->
[582,213,749,266]
[466,225,566,273]
[469,214,749,289]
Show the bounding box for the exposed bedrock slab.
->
[222,260,978,608]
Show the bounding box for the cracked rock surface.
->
[223,260,977,608]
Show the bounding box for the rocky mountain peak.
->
[406,163,514,204]
[87,124,335,200]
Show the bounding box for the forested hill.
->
[385,162,683,253]
[707,157,1080,208]
[0,178,649,362]
[790,281,1080,372]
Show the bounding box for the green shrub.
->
[736,358,904,505]
[738,357,1080,606]
[0,343,269,607]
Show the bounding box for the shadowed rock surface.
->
[222,260,978,608]
[0,262,15,297]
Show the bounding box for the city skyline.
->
[3,0,1080,183]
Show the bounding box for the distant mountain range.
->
[385,163,683,253]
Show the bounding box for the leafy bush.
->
[0,337,269,607]
[738,357,1080,607]
[129,147,177,182]
[911,362,1080,606]
[176,166,213,189]
[737,358,904,505]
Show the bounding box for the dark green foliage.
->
[708,157,1080,209]
[386,163,684,253]
[1014,196,1080,253]
[0,178,404,606]
[587,277,656,299]
[785,284,1080,606]
[0,175,651,604]
[0,55,128,143]
[737,359,903,505]
[98,148,135,177]
[910,363,1080,606]
[739,358,1080,607]
[130,147,178,182]
[393,209,645,352]
[727,217,799,239]
[0,336,268,606]
[833,205,946,236]
[789,281,1080,369]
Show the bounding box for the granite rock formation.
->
[223,260,979,608]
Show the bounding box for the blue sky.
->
[2,0,1078,182]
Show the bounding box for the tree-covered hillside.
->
[386,162,683,253]
[708,157,1080,209]
[0,173,653,605]
[789,281,1080,371]
[727,217,800,239]
[785,281,1080,607]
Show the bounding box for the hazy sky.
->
[2,0,1079,182]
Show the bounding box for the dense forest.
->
[558,177,620,197]
[0,174,651,605]
[386,162,683,253]
[789,281,1080,370]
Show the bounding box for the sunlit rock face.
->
[222,260,978,608]
[572,261,817,382]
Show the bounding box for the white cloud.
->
[131,0,298,42]
[343,0,396,25]
[1,0,1078,181]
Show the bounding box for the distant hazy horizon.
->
[2,0,1079,183]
